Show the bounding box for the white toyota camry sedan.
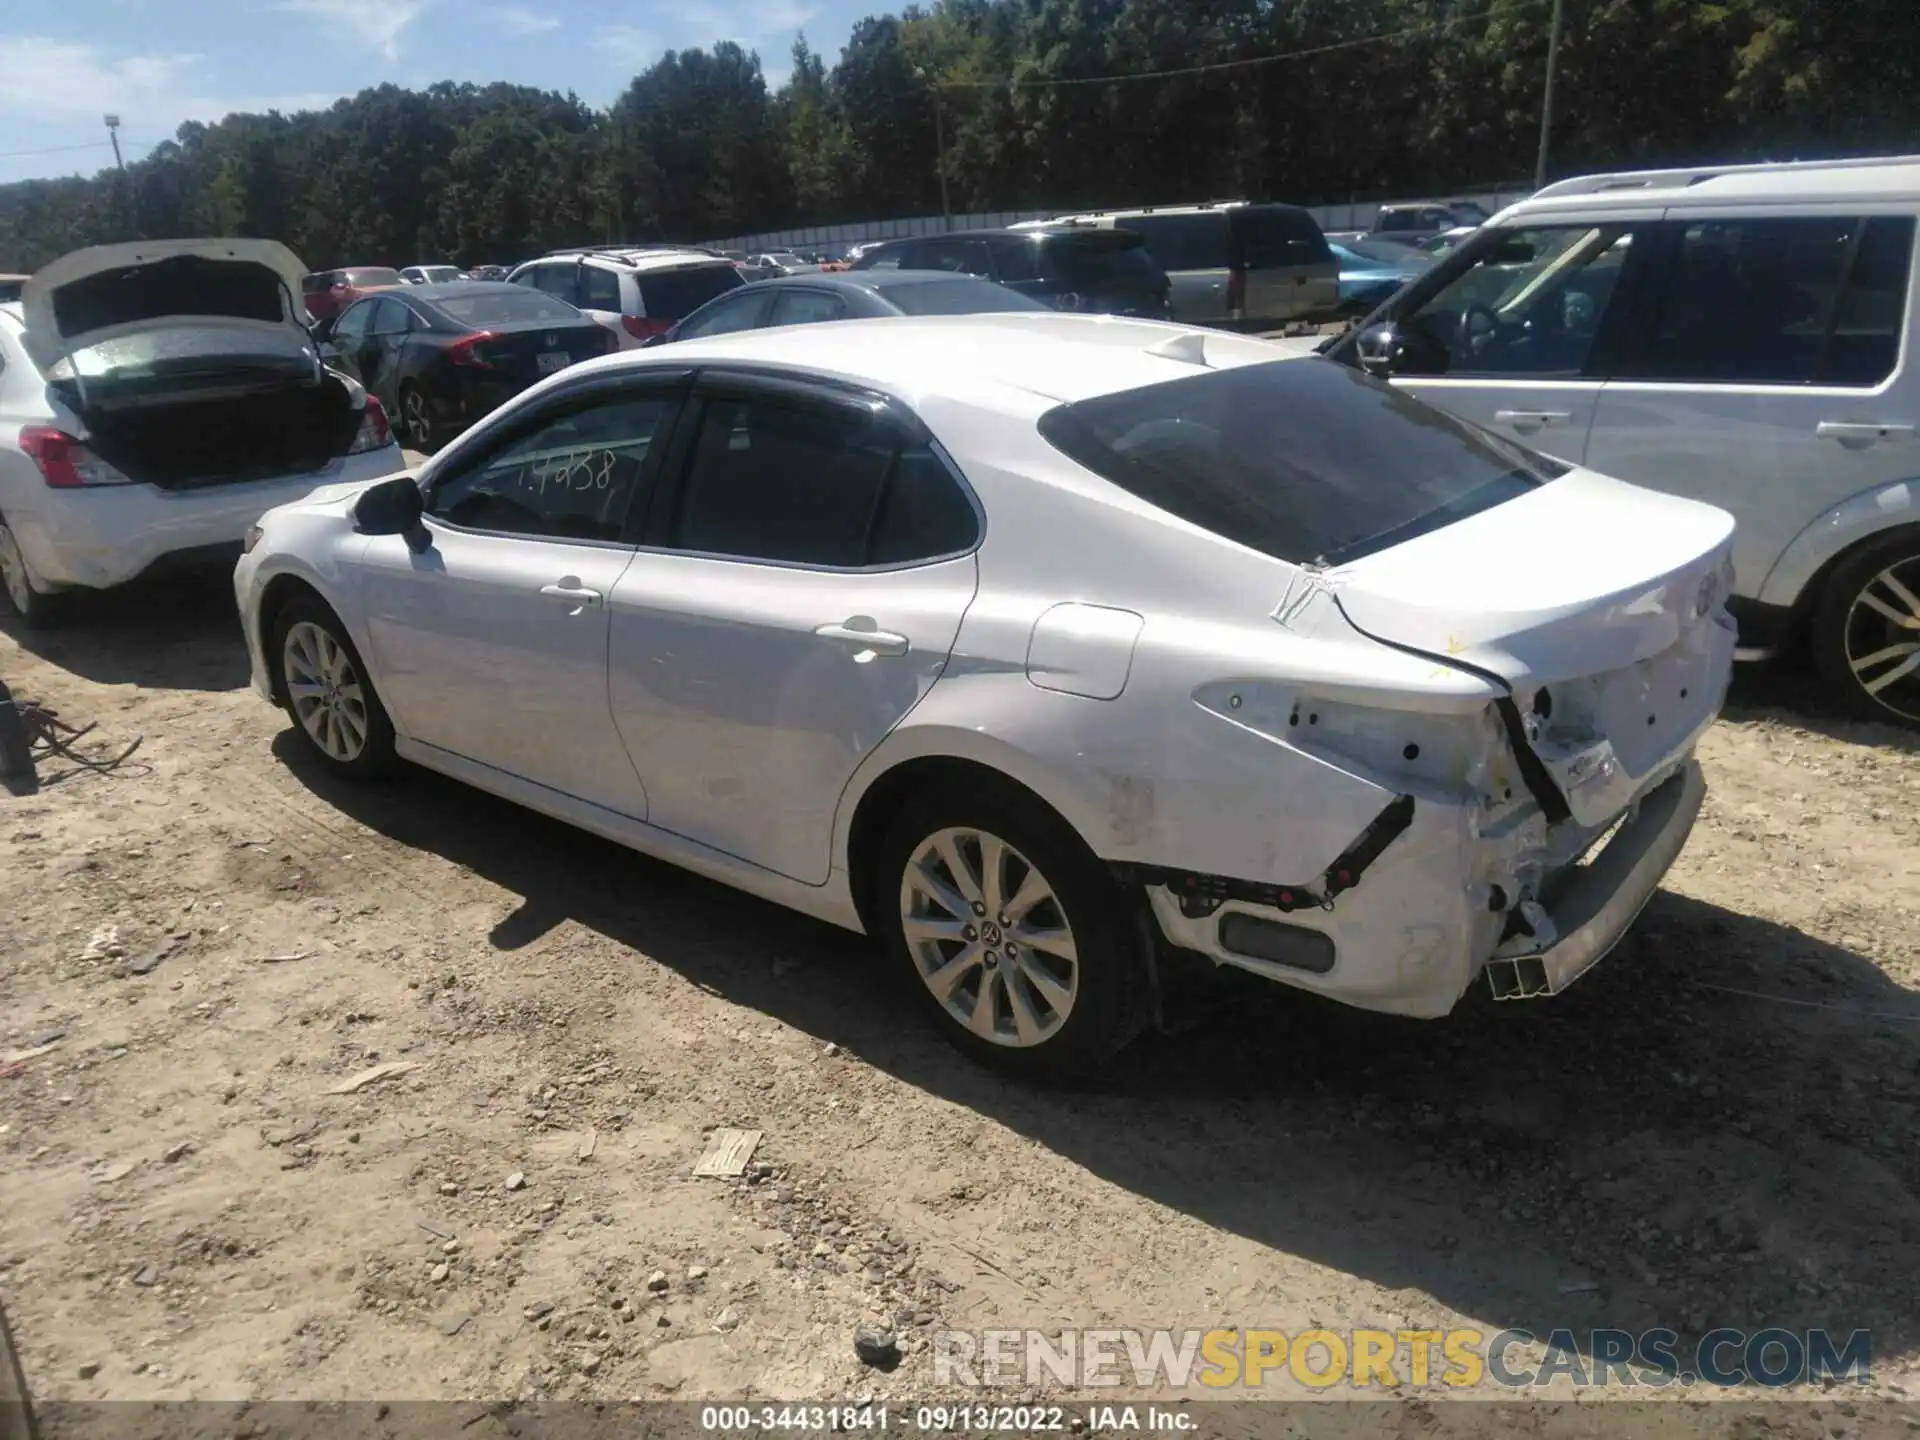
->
[235,314,1738,1074]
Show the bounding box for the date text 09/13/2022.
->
[699,1405,1186,1432]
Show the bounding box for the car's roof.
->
[1510,154,1920,221]
[601,313,1290,408]
[540,248,732,273]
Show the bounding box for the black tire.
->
[1811,529,1920,728]
[873,782,1146,1077]
[0,518,65,631]
[270,594,397,778]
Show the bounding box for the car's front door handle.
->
[1817,421,1915,445]
[539,579,603,613]
[814,620,909,659]
[1493,409,1573,434]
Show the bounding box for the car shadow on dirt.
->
[274,731,1920,1377]
[0,576,249,693]
[1725,656,1920,754]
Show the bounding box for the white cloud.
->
[277,0,429,61]
[0,36,341,133]
[491,4,559,36]
[604,0,816,70]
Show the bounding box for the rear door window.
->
[987,237,1040,283]
[1117,214,1227,272]
[1037,357,1558,567]
[638,265,744,321]
[1618,215,1915,387]
[666,394,977,568]
[1039,234,1166,290]
[580,265,623,312]
[526,264,580,303]
[675,288,775,339]
[769,290,848,326]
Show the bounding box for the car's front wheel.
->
[272,595,396,777]
[0,518,63,630]
[1812,530,1920,727]
[875,786,1142,1076]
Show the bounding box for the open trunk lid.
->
[21,238,313,381]
[1325,468,1736,687]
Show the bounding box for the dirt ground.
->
[2,575,1918,1438]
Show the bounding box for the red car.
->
[302,266,403,323]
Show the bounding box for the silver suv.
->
[507,248,744,347]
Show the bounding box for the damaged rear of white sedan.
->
[235,315,1735,1076]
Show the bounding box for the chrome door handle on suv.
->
[1816,421,1915,446]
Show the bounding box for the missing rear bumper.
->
[1485,759,1706,1001]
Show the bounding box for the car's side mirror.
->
[1355,322,1404,378]
[353,474,427,547]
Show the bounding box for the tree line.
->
[1,0,1914,273]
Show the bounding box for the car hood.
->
[22,238,312,372]
[1324,468,1737,687]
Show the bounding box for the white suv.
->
[507,249,745,348]
[1327,155,1920,726]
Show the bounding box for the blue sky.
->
[1,0,849,186]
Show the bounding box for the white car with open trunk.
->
[0,239,402,625]
[234,314,1736,1074]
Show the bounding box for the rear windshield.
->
[430,290,581,325]
[1240,205,1332,266]
[1036,357,1563,566]
[345,268,403,286]
[883,278,1048,316]
[1039,234,1166,290]
[639,265,744,319]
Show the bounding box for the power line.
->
[0,140,111,160]
[934,0,1551,91]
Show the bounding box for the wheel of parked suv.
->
[399,384,435,452]
[1812,529,1920,728]
[0,518,62,630]
[874,784,1143,1076]
[271,594,396,777]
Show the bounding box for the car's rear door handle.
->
[1493,409,1573,434]
[1817,421,1915,445]
[814,620,909,659]
[539,578,603,613]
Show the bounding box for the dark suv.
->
[848,228,1171,318]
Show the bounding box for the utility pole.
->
[104,113,126,172]
[1532,0,1565,189]
[933,92,952,233]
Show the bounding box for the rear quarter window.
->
[639,265,744,320]
[1240,206,1332,267]
[1037,357,1563,566]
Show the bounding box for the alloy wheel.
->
[0,525,30,615]
[898,826,1079,1048]
[403,389,431,449]
[1843,555,1920,723]
[283,620,370,763]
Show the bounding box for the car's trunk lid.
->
[22,238,313,377]
[462,319,611,382]
[1325,468,1735,688]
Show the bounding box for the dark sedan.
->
[656,269,1048,344]
[316,282,613,450]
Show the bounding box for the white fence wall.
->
[706,186,1536,253]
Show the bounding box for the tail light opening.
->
[347,397,393,455]
[20,426,135,488]
[621,314,672,341]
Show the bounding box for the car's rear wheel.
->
[271,596,396,777]
[0,519,63,630]
[1812,531,1920,727]
[399,384,435,453]
[875,786,1141,1076]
